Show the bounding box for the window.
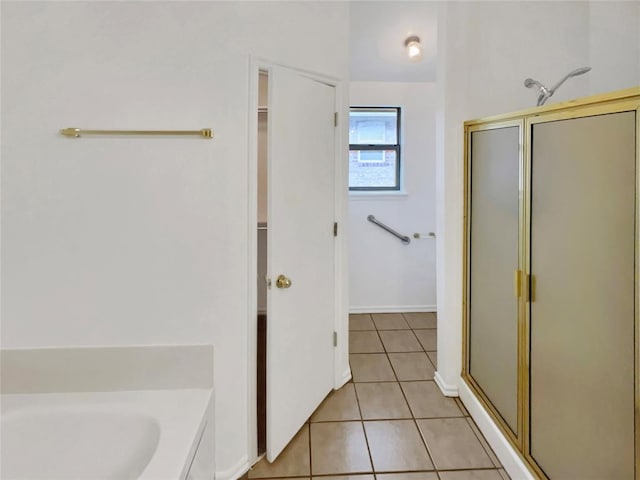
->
[349,107,401,191]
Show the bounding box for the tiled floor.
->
[248,312,510,480]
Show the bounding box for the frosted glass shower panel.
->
[468,125,521,434]
[529,111,636,479]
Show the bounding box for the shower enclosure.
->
[463,87,639,480]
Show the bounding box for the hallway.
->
[247,313,510,480]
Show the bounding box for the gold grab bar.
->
[60,128,213,139]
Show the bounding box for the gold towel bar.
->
[60,128,213,139]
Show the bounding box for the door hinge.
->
[333,222,338,237]
[333,331,338,347]
[334,112,338,127]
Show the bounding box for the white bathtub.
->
[1,389,214,480]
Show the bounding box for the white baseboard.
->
[349,305,437,314]
[215,454,250,480]
[459,379,535,480]
[337,367,352,388]
[434,371,459,397]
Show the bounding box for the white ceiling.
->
[349,1,438,82]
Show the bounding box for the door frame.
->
[245,56,350,464]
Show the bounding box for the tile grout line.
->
[408,323,428,354]
[352,350,427,355]
[454,398,471,417]
[374,316,439,473]
[366,316,401,478]
[254,467,505,480]
[437,467,505,472]
[373,312,427,356]
[346,379,437,383]
[400,313,439,473]
[425,352,437,371]
[259,314,492,480]
[310,414,470,424]
[413,317,502,472]
[464,416,504,469]
[351,313,377,480]
[366,313,414,478]
[352,313,503,478]
[352,327,437,331]
[351,353,378,480]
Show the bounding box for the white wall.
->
[0,2,348,478]
[349,82,437,312]
[589,2,640,95]
[436,0,640,394]
[435,1,639,477]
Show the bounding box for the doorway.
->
[256,70,268,455]
[251,62,346,464]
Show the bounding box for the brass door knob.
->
[276,274,292,289]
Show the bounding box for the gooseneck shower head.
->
[524,66,592,106]
[524,78,545,90]
[548,67,592,95]
[524,78,549,94]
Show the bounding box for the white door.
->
[266,66,336,462]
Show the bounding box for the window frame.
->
[348,106,402,191]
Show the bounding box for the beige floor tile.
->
[439,471,503,480]
[416,418,493,470]
[454,397,470,416]
[248,424,310,478]
[377,474,438,480]
[349,354,396,382]
[310,422,372,475]
[311,383,361,422]
[401,381,463,418]
[467,418,502,467]
[320,476,375,480]
[354,382,411,420]
[426,351,438,369]
[403,312,437,329]
[378,330,423,352]
[371,313,410,330]
[349,331,384,353]
[349,314,376,331]
[388,352,435,381]
[364,420,434,472]
[414,329,437,351]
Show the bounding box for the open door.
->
[266,66,336,462]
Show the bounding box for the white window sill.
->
[348,190,408,201]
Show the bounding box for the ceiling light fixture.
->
[404,35,423,61]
